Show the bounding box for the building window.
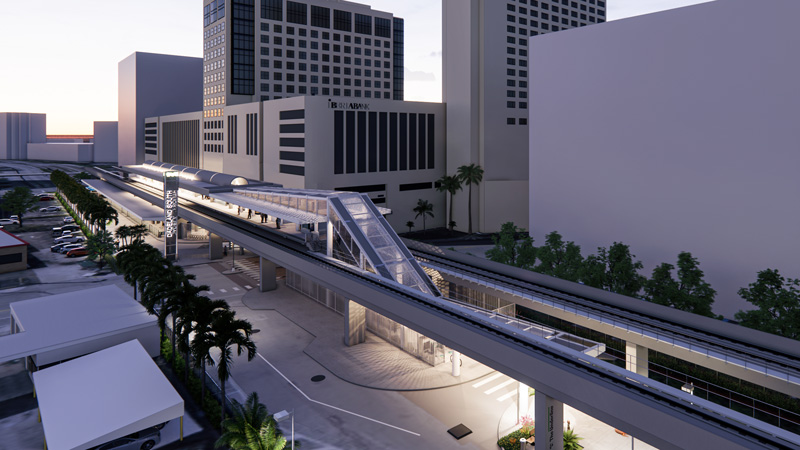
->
[311,5,330,28]
[507,118,516,125]
[333,9,352,31]
[286,1,307,24]
[355,13,372,35]
[375,17,391,38]
[261,0,282,21]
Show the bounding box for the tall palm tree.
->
[115,225,132,248]
[177,296,228,385]
[210,310,257,424]
[436,174,462,232]
[191,300,231,405]
[457,163,484,234]
[215,392,286,450]
[140,261,183,341]
[118,243,163,301]
[413,199,434,233]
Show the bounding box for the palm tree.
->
[116,226,132,248]
[413,199,434,233]
[86,230,116,270]
[405,221,415,234]
[191,300,231,405]
[178,296,228,386]
[457,163,484,234]
[118,243,163,301]
[215,392,286,450]
[436,175,462,232]
[140,261,183,342]
[210,310,257,425]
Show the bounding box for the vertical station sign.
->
[163,171,179,261]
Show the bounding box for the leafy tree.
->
[405,221,415,233]
[436,174,462,232]
[1,186,38,226]
[533,231,584,282]
[413,199,434,232]
[581,242,645,297]
[86,230,116,270]
[210,309,257,424]
[645,252,715,317]
[215,392,286,450]
[735,269,800,340]
[486,222,536,270]
[456,163,484,234]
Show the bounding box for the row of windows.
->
[204,96,224,107]
[261,53,388,70]
[520,0,605,8]
[204,0,226,27]
[204,143,224,153]
[204,46,225,61]
[260,84,389,99]
[204,83,225,97]
[204,59,225,73]
[227,115,238,154]
[508,2,604,15]
[204,21,225,40]
[506,118,529,125]
[205,132,223,141]
[245,113,258,156]
[259,0,394,37]
[261,71,390,86]
[205,32,225,50]
[203,120,223,129]
[232,0,256,95]
[204,71,225,86]
[334,111,435,175]
[204,108,223,118]
[261,23,392,48]
[260,38,389,58]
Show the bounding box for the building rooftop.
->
[0,228,28,248]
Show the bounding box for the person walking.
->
[247,209,252,219]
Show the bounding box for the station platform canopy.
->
[83,179,163,222]
[121,161,279,195]
[33,339,184,450]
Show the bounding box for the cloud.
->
[404,68,436,81]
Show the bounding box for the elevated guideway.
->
[89,168,800,450]
[408,241,800,400]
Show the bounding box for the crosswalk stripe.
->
[244,285,252,289]
[233,287,240,291]
[484,379,515,395]
[472,373,502,388]
[220,288,227,293]
[207,291,214,295]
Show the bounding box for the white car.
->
[0,218,19,226]
[63,216,75,223]
[40,206,61,212]
[54,235,85,245]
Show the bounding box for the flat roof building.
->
[0,229,28,274]
[528,0,800,317]
[443,0,606,232]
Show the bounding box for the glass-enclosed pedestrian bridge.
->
[121,161,440,297]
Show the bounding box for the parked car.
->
[51,242,70,252]
[66,247,89,257]
[54,235,85,245]
[10,215,19,221]
[40,206,61,212]
[63,216,75,223]
[0,218,19,226]
[38,196,54,201]
[52,224,80,236]
[60,243,84,254]
[91,427,160,450]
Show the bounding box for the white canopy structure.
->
[33,340,184,450]
[2,285,159,366]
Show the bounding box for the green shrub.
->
[498,428,533,450]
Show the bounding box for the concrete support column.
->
[208,233,223,260]
[259,257,277,292]
[326,221,334,257]
[626,342,649,377]
[517,382,529,422]
[344,300,366,346]
[535,391,564,450]
[451,351,461,377]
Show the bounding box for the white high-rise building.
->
[443,0,605,232]
[202,0,404,155]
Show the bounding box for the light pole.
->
[274,409,294,449]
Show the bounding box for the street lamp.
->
[274,409,294,450]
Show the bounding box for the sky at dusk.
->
[1,0,712,135]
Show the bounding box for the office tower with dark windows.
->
[443,0,605,233]
[201,0,404,158]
